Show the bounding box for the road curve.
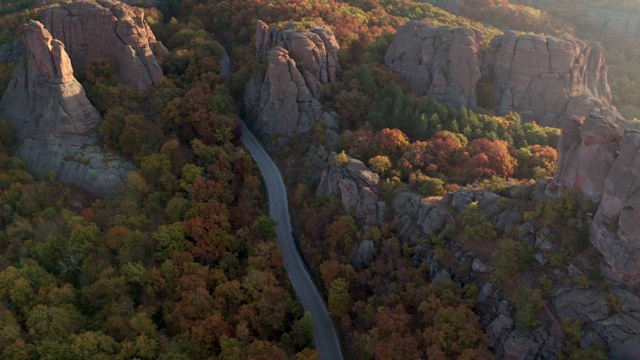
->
[240,122,344,360]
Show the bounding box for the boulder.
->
[316,152,383,225]
[0,21,134,194]
[40,0,166,89]
[472,258,492,273]
[246,21,340,141]
[385,22,483,109]
[392,190,447,244]
[352,240,375,271]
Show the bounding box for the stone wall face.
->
[385,22,618,128]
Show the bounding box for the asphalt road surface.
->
[240,122,344,360]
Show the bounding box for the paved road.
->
[240,122,344,360]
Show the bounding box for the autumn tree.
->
[466,138,516,180]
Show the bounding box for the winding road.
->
[240,122,344,360]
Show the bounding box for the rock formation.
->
[385,22,483,109]
[393,191,447,243]
[316,152,384,225]
[0,21,134,194]
[551,287,640,358]
[40,0,167,89]
[586,9,640,39]
[490,31,613,127]
[553,113,640,284]
[245,21,340,141]
[554,114,623,200]
[385,22,618,127]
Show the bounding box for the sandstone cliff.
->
[554,113,640,284]
[245,21,339,141]
[0,21,134,194]
[385,22,483,109]
[40,0,167,89]
[490,31,613,127]
[385,22,618,127]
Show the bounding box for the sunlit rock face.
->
[385,22,484,110]
[245,21,340,141]
[490,30,613,127]
[40,0,167,90]
[386,22,620,128]
[0,19,136,194]
[554,112,640,284]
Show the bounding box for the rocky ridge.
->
[245,21,340,141]
[0,20,134,194]
[40,0,167,89]
[385,22,617,127]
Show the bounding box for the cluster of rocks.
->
[316,151,385,226]
[396,182,640,359]
[244,21,340,142]
[385,21,617,127]
[0,0,165,194]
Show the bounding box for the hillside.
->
[0,0,639,359]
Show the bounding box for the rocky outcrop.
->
[316,152,384,225]
[40,0,167,89]
[385,22,618,127]
[490,31,613,127]
[553,113,640,284]
[554,115,623,200]
[586,9,640,39]
[420,0,465,15]
[551,287,640,359]
[0,21,134,194]
[393,191,447,243]
[255,21,340,90]
[245,47,324,138]
[385,22,483,109]
[590,131,640,284]
[245,21,339,141]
